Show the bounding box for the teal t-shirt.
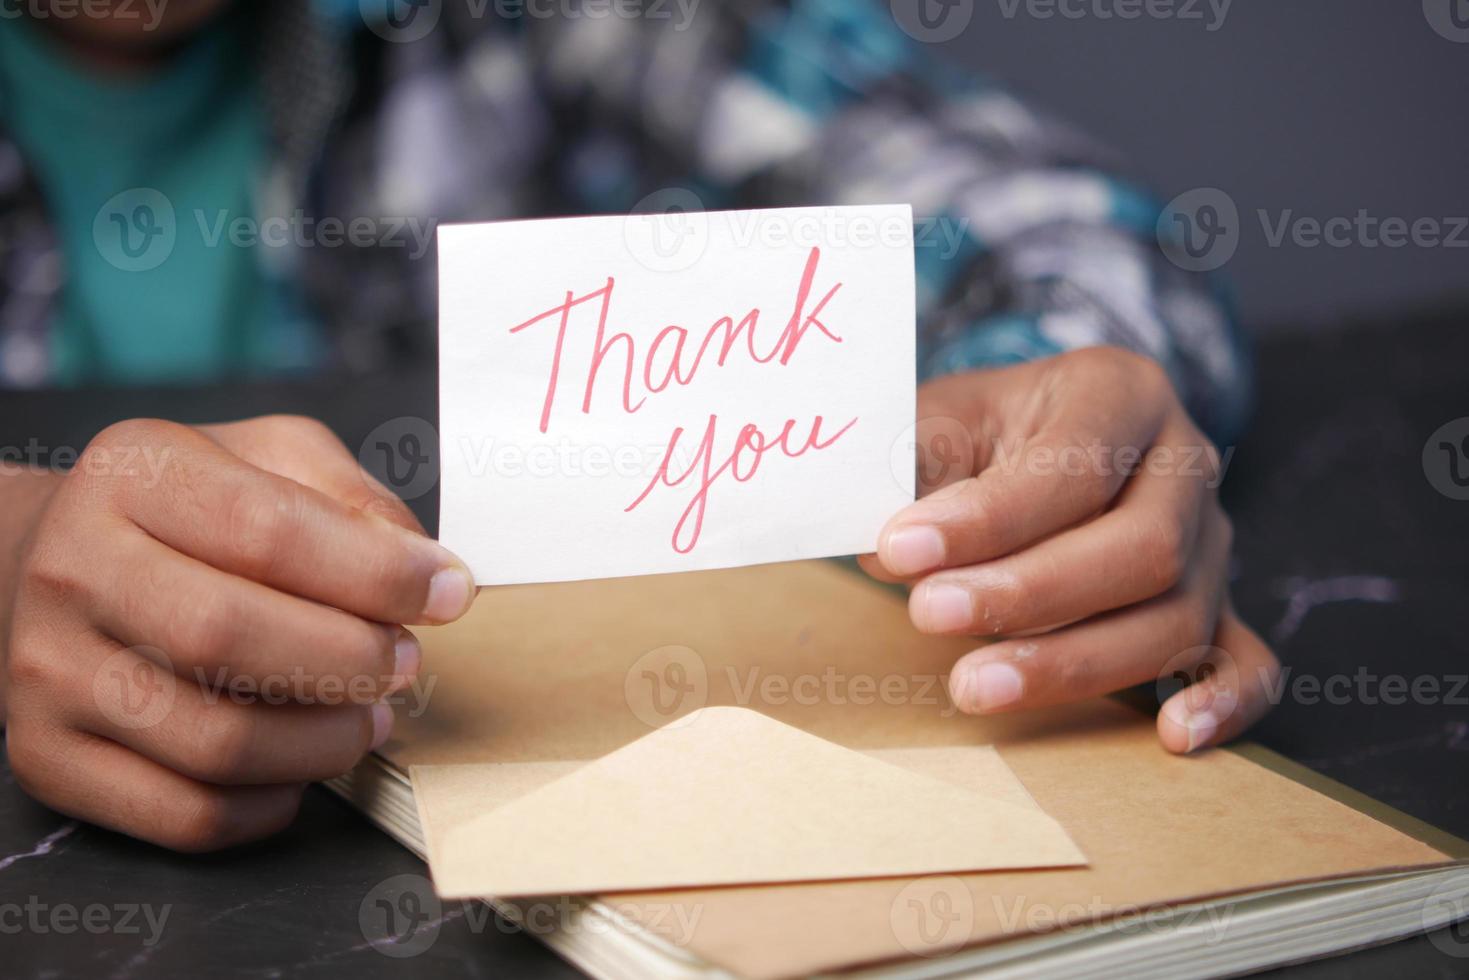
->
[0,14,320,384]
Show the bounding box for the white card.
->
[437,204,915,584]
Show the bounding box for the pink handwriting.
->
[506,245,855,556]
[625,413,859,554]
[509,246,842,434]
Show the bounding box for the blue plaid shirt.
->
[0,0,1249,441]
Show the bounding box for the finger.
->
[85,420,474,625]
[80,643,394,785]
[6,720,303,853]
[947,506,1231,714]
[95,531,420,702]
[200,415,425,534]
[1157,605,1281,754]
[875,393,1168,578]
[909,417,1211,636]
[856,552,911,585]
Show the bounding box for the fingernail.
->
[389,631,422,692]
[1184,712,1219,753]
[423,566,474,622]
[958,661,1025,713]
[370,702,395,751]
[919,584,972,633]
[884,526,945,576]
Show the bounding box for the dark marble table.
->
[2,314,1467,978]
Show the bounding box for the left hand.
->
[860,347,1279,753]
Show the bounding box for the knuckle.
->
[222,480,303,577]
[1056,346,1105,372]
[6,721,86,812]
[192,710,258,784]
[166,785,301,853]
[1075,346,1175,404]
[76,419,174,494]
[170,588,239,667]
[71,417,182,502]
[1115,346,1170,391]
[168,788,239,853]
[5,638,66,694]
[5,723,53,798]
[1064,344,1134,377]
[1140,517,1189,593]
[19,538,95,606]
[1051,347,1178,413]
[89,417,173,453]
[258,414,336,446]
[353,490,414,529]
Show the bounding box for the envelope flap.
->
[420,707,1085,898]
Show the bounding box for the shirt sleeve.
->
[525,0,1251,444]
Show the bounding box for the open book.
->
[327,561,1469,978]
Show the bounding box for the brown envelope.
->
[413,707,1086,898]
[376,561,1460,978]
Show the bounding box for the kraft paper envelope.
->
[411,744,1046,833]
[363,562,1460,978]
[413,707,1086,898]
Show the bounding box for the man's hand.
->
[3,416,475,851]
[861,348,1279,753]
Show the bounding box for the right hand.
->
[3,415,475,851]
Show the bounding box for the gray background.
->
[925,0,1469,332]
